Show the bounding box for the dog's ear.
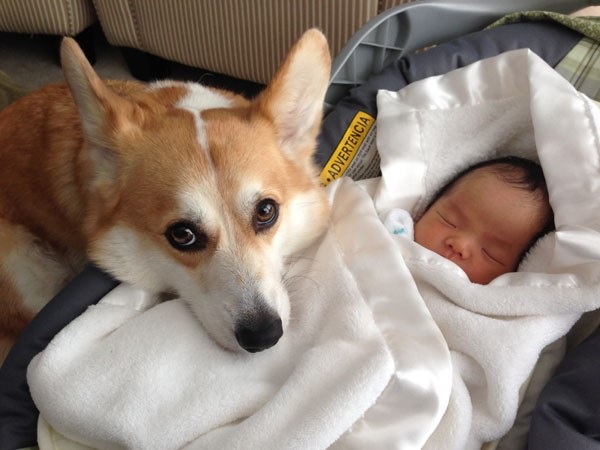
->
[60,38,137,148]
[256,29,331,163]
[60,38,137,210]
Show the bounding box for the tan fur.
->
[0,29,331,362]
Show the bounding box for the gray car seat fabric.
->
[0,266,118,450]
[528,326,600,450]
[316,21,582,168]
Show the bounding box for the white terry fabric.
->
[28,177,451,450]
[375,48,600,449]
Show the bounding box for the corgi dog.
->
[0,29,331,363]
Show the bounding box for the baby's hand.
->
[381,209,414,239]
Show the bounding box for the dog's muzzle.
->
[235,313,283,353]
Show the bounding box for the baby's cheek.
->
[413,220,429,247]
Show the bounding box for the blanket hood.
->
[375,48,600,317]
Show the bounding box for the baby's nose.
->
[447,235,472,259]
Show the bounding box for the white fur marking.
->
[178,83,232,150]
[93,225,183,294]
[3,244,75,312]
[177,184,222,234]
[151,81,233,151]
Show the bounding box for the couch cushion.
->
[0,0,96,35]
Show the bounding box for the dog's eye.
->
[253,199,279,232]
[165,221,207,252]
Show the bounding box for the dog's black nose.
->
[235,317,283,353]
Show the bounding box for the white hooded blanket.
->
[28,49,600,450]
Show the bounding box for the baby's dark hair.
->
[438,155,555,244]
[464,156,545,191]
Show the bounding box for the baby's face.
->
[414,169,545,284]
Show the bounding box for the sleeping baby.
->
[383,156,555,284]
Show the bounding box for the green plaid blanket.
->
[491,11,600,101]
[491,10,600,41]
[555,37,600,101]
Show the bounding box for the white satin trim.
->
[327,178,452,450]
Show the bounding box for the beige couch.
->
[91,0,413,84]
[0,0,96,35]
[0,0,413,84]
[0,0,98,61]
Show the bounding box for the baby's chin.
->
[440,253,496,285]
[466,269,511,285]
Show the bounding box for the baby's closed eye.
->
[436,211,456,228]
[482,248,506,266]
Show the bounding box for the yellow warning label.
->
[320,111,375,187]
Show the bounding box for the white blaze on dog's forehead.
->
[151,81,232,149]
[178,83,233,150]
[176,83,232,109]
